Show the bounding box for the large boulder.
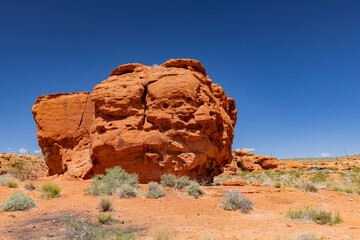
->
[32,59,237,182]
[233,149,281,172]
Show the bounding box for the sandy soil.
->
[0,176,360,240]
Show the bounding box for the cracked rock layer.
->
[32,59,237,182]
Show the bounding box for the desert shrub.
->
[187,181,204,198]
[0,174,17,187]
[99,197,113,212]
[24,181,36,191]
[87,167,138,196]
[41,183,61,199]
[175,176,190,190]
[220,190,254,213]
[146,182,166,199]
[274,182,281,188]
[65,214,135,240]
[150,225,174,240]
[344,188,354,194]
[97,212,113,224]
[4,156,42,180]
[296,233,323,240]
[0,192,36,212]
[301,182,318,193]
[114,183,137,198]
[160,174,177,187]
[6,180,18,188]
[286,206,343,225]
[309,172,327,183]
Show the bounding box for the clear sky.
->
[0,0,359,159]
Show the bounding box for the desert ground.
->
[1,154,360,240]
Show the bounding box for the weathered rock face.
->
[32,59,237,182]
[232,149,281,172]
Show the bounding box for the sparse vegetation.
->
[146,182,166,199]
[150,225,174,240]
[65,214,135,239]
[4,156,43,180]
[99,197,113,212]
[160,174,177,187]
[87,167,138,196]
[6,179,18,188]
[286,206,343,225]
[41,183,61,199]
[0,174,17,188]
[187,181,204,198]
[114,183,137,198]
[175,176,190,190]
[97,212,113,224]
[220,190,254,213]
[0,192,36,212]
[301,182,318,193]
[24,181,36,191]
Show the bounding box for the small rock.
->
[252,181,262,187]
[47,233,55,237]
[222,179,247,186]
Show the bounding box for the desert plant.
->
[0,192,36,212]
[99,197,113,212]
[175,176,190,190]
[0,174,16,186]
[160,174,177,187]
[309,172,327,183]
[301,182,318,193]
[6,180,18,188]
[97,212,113,224]
[65,214,135,240]
[274,182,281,188]
[286,206,343,225]
[114,183,137,198]
[296,233,323,240]
[24,181,36,191]
[4,156,42,180]
[187,181,204,198]
[220,190,254,213]
[150,225,174,240]
[146,182,166,199]
[41,183,61,199]
[87,167,138,196]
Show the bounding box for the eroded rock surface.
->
[232,149,281,172]
[32,59,237,182]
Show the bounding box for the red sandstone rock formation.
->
[32,59,237,182]
[232,149,281,172]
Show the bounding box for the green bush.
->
[0,174,17,187]
[187,181,204,198]
[286,206,343,225]
[65,214,135,239]
[0,192,36,212]
[87,167,138,196]
[146,182,166,199]
[41,183,61,199]
[309,172,327,183]
[114,183,137,198]
[160,174,177,188]
[99,197,113,212]
[6,180,18,188]
[97,212,113,224]
[175,176,190,190]
[220,190,254,213]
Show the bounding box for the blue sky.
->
[0,0,359,158]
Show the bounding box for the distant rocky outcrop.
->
[32,59,237,183]
[232,149,281,172]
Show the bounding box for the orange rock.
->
[222,178,247,186]
[232,149,281,172]
[32,59,237,183]
[252,181,262,187]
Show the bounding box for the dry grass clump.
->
[300,182,318,193]
[146,182,166,199]
[220,190,254,213]
[286,206,343,225]
[175,176,190,190]
[87,166,138,196]
[0,192,36,212]
[0,174,18,188]
[99,197,113,212]
[150,225,174,240]
[97,212,113,224]
[114,183,138,198]
[187,181,204,198]
[24,181,36,191]
[41,183,61,199]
